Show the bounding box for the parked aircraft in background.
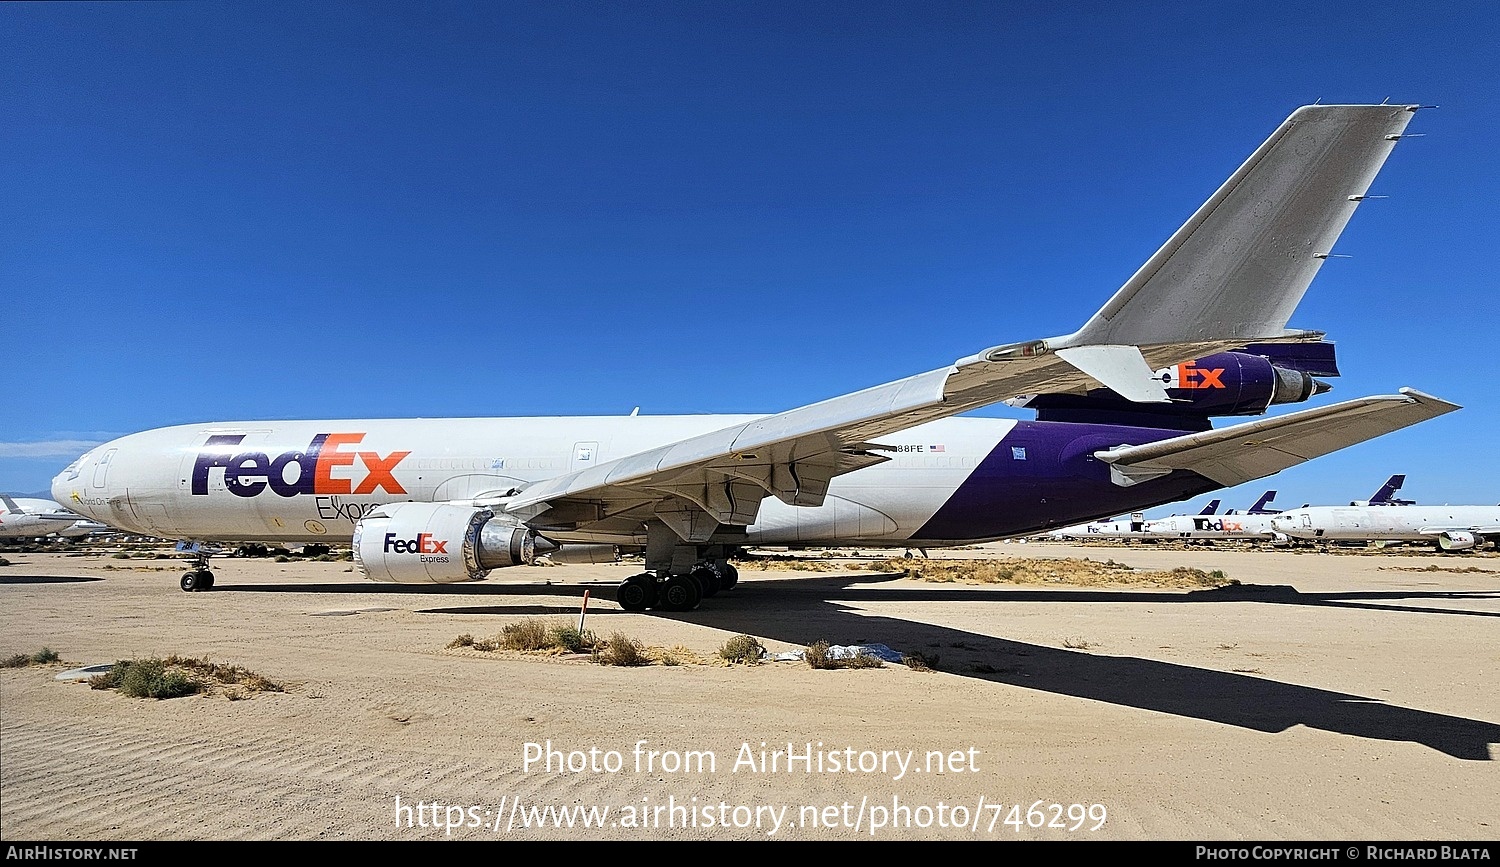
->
[1272,501,1500,551]
[1051,498,1221,540]
[52,104,1458,609]
[1143,491,1281,540]
[1352,474,1415,506]
[0,496,87,539]
[55,518,114,539]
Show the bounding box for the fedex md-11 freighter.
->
[54,104,1458,612]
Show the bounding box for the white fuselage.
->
[1142,512,1279,540]
[1051,517,1143,539]
[52,415,1022,547]
[1271,505,1500,545]
[0,498,85,538]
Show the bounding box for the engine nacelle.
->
[353,502,536,584]
[1437,531,1478,551]
[1016,349,1334,431]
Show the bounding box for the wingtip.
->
[1397,387,1463,412]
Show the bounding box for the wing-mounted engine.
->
[1012,344,1337,431]
[1436,530,1478,552]
[353,502,536,584]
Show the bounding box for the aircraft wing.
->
[1417,526,1500,536]
[0,496,80,522]
[503,340,1231,540]
[1093,389,1460,488]
[501,104,1423,542]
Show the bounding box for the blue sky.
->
[4,1,1497,515]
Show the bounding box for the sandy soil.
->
[1,541,1496,841]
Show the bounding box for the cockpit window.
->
[61,452,91,482]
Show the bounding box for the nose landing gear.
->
[180,568,215,592]
[177,542,215,591]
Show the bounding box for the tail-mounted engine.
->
[1013,344,1337,432]
[353,502,536,584]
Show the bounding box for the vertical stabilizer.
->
[1247,491,1278,514]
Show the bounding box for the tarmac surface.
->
[1,541,1496,841]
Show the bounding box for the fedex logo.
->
[1156,360,1226,390]
[191,433,410,498]
[384,533,447,555]
[1194,518,1244,532]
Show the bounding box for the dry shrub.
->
[653,645,704,667]
[499,619,552,651]
[731,556,847,572]
[453,621,597,655]
[805,640,883,670]
[593,632,648,667]
[903,652,939,672]
[89,659,199,699]
[549,624,598,653]
[718,634,766,665]
[164,655,283,693]
[872,557,1234,588]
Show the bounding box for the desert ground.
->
[1,540,1496,841]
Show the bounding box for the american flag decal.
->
[929,444,945,452]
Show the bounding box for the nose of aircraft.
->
[51,453,95,519]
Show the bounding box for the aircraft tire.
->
[690,565,720,598]
[180,570,206,592]
[617,574,657,612]
[658,574,701,612]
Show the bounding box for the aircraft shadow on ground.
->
[199,572,1500,760]
[0,575,105,585]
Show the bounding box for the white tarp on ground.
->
[772,644,904,663]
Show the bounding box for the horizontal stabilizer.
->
[1095,389,1459,488]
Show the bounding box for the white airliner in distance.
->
[1049,498,1221,541]
[1272,502,1500,551]
[54,104,1461,611]
[0,496,87,539]
[1142,491,1280,541]
[1142,475,1415,542]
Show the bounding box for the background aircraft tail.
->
[1246,490,1278,514]
[1364,473,1415,505]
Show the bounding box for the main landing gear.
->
[616,561,739,613]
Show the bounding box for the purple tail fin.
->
[1246,490,1278,514]
[1369,474,1414,505]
